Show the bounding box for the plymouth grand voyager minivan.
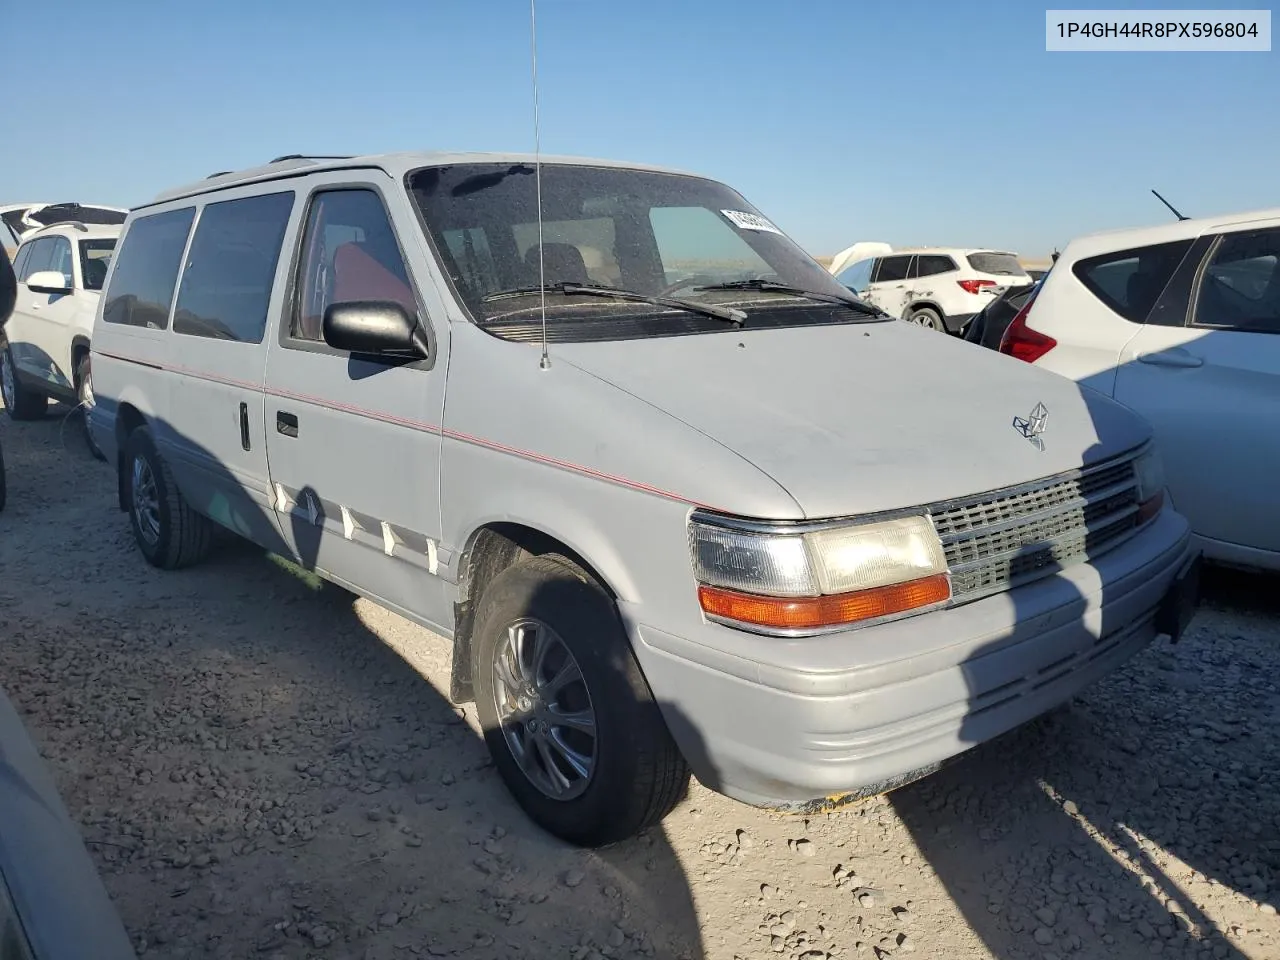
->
[90,152,1200,846]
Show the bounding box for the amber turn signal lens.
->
[1137,490,1165,525]
[698,574,952,631]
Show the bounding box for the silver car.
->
[90,152,1200,846]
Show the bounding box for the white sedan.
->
[997,207,1280,573]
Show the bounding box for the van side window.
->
[293,189,416,342]
[103,208,196,329]
[173,192,294,344]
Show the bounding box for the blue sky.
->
[0,0,1274,257]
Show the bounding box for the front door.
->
[1114,225,1280,558]
[262,175,450,631]
[865,254,915,318]
[8,237,77,393]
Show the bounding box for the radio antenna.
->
[1151,188,1189,222]
[530,0,550,370]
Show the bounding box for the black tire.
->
[75,354,106,461]
[906,306,946,333]
[122,426,213,569]
[1,344,48,420]
[472,554,688,846]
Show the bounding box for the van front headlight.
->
[688,512,950,634]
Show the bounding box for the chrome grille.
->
[932,454,1142,601]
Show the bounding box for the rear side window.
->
[78,239,116,291]
[1073,239,1193,324]
[1194,227,1280,333]
[967,252,1027,277]
[875,255,911,283]
[916,255,956,277]
[103,208,196,329]
[173,192,294,343]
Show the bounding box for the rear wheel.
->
[472,555,688,846]
[1,345,48,420]
[76,354,105,461]
[122,426,213,569]
[906,306,947,333]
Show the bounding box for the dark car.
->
[964,273,1046,351]
[1,242,12,510]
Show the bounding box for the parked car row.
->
[828,243,1035,334]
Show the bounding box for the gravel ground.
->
[2,404,1279,960]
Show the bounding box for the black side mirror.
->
[322,301,429,359]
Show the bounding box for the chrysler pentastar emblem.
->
[1013,402,1049,451]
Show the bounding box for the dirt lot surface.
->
[2,404,1279,960]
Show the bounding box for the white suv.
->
[998,208,1280,572]
[831,246,1032,334]
[2,221,120,457]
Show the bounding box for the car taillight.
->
[958,279,996,295]
[998,291,1056,363]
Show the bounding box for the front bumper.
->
[625,506,1194,809]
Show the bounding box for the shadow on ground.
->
[0,408,704,960]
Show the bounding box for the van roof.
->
[146,151,701,208]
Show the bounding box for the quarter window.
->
[1072,239,1193,324]
[875,255,912,283]
[293,189,417,342]
[173,192,294,343]
[102,208,196,329]
[1193,228,1280,334]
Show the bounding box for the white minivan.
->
[91,152,1199,846]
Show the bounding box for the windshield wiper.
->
[482,282,747,326]
[694,279,888,318]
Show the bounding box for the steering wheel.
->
[659,274,720,296]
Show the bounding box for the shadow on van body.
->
[0,410,705,959]
[882,343,1280,960]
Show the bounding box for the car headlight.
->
[689,512,950,633]
[1133,449,1166,523]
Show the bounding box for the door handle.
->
[239,402,251,451]
[276,411,299,438]
[1137,349,1203,369]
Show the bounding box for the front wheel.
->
[76,354,105,461]
[122,426,213,569]
[472,555,688,846]
[2,345,48,420]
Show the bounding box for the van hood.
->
[554,320,1150,519]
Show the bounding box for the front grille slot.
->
[932,454,1142,601]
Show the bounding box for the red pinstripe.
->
[94,349,715,510]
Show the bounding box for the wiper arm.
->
[482,282,747,325]
[695,279,888,318]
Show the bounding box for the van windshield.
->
[407,163,879,341]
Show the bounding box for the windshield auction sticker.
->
[1046,9,1271,51]
[721,210,783,235]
